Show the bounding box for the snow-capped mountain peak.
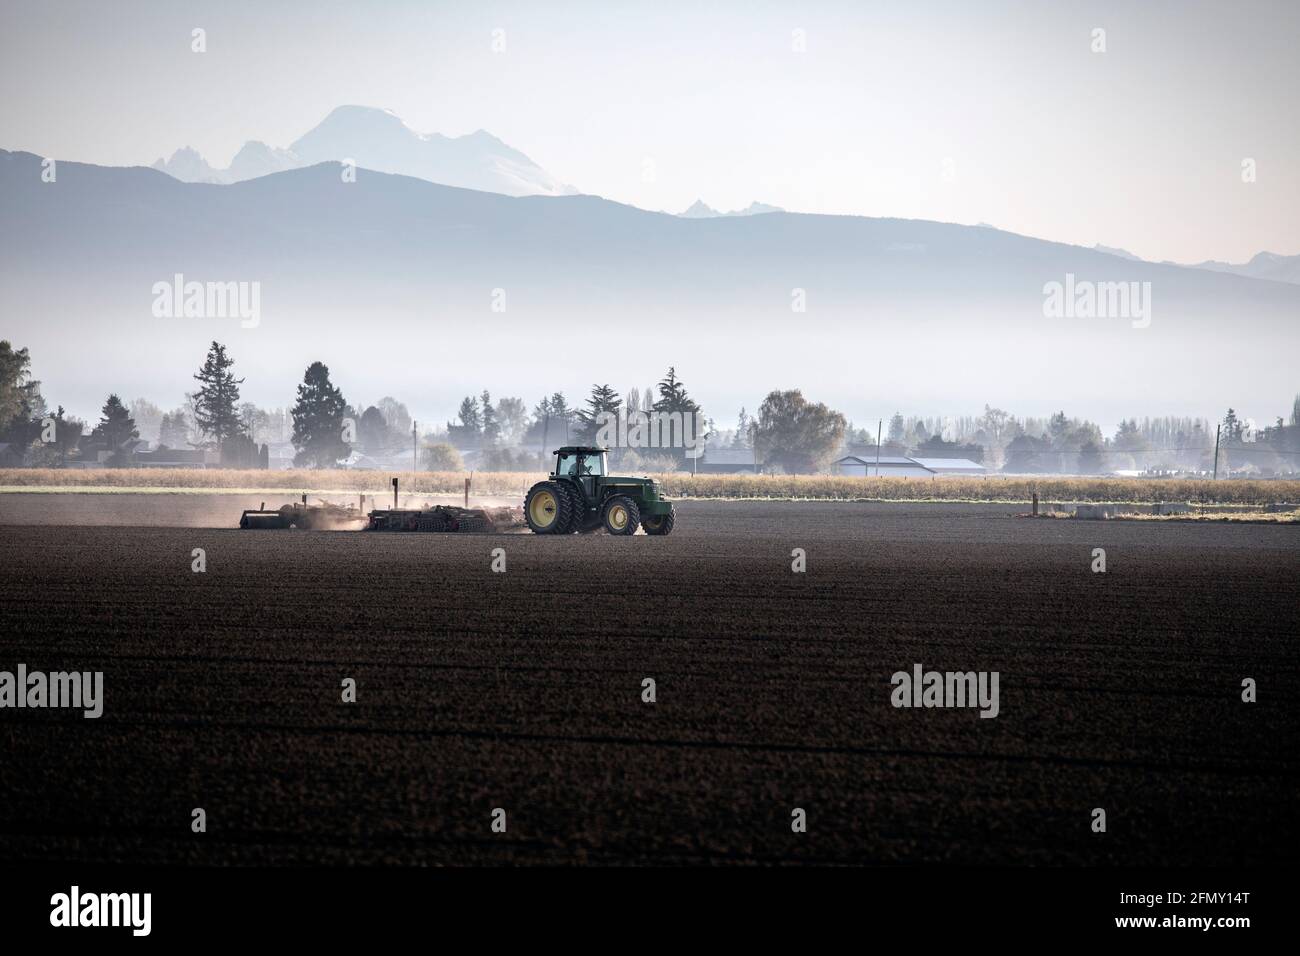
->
[149,105,575,197]
[677,199,784,218]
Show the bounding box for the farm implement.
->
[367,503,520,532]
[239,449,676,536]
[239,496,368,530]
[238,485,522,533]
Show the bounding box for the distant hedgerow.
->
[2,468,1296,506]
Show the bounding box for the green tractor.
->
[525,446,676,536]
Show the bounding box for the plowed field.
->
[1,494,1296,865]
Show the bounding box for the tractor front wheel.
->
[641,507,676,536]
[602,495,640,536]
[525,481,571,534]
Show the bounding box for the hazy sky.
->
[2,0,1297,264]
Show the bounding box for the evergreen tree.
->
[1047,410,1071,447]
[1222,408,1245,443]
[653,366,701,416]
[549,392,572,443]
[290,361,349,467]
[576,384,622,443]
[480,390,500,446]
[27,405,84,467]
[192,341,244,450]
[733,408,751,448]
[91,394,139,465]
[446,396,482,447]
[1113,419,1149,454]
[159,410,190,449]
[652,367,703,460]
[457,396,482,432]
[532,396,553,453]
[887,412,906,444]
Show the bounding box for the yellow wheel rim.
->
[530,490,558,528]
[608,503,628,530]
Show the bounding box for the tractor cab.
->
[553,446,607,500]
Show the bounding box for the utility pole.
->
[1212,423,1221,480]
[412,420,418,475]
[875,419,882,477]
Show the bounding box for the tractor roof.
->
[554,446,608,455]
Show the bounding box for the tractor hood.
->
[605,476,655,488]
[605,476,663,498]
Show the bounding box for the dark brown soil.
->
[1,495,1296,865]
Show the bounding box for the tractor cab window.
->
[556,452,606,477]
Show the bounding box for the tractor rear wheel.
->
[559,482,588,533]
[602,495,640,536]
[566,485,602,533]
[525,481,571,534]
[641,507,676,536]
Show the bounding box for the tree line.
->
[2,337,1295,475]
[0,340,355,468]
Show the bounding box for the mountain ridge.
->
[150,105,575,197]
[1,149,1294,422]
[678,198,785,218]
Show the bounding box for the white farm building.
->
[833,455,986,477]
